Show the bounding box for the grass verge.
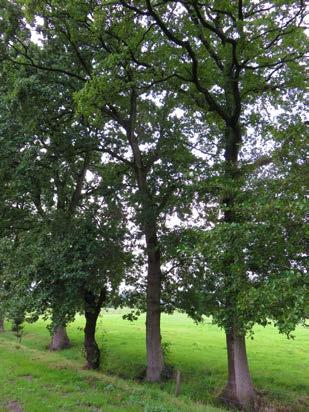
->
[0,311,308,411]
[0,334,223,412]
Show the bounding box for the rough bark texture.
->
[126,90,164,382]
[0,318,4,332]
[49,326,70,351]
[219,329,255,410]
[84,310,100,369]
[219,80,256,408]
[145,228,164,381]
[83,290,106,370]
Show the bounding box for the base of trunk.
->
[145,311,164,382]
[218,329,256,410]
[84,340,100,369]
[0,319,4,332]
[219,386,256,411]
[145,365,164,382]
[49,326,70,351]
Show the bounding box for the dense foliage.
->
[0,1,307,409]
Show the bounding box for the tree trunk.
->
[125,91,164,381]
[49,325,70,350]
[0,318,4,332]
[83,290,106,370]
[219,328,255,410]
[145,230,164,382]
[218,88,256,408]
[84,310,100,369]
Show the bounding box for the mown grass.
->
[0,311,308,411]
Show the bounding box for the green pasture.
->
[0,311,308,411]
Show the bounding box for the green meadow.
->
[0,311,308,411]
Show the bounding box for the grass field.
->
[0,311,308,411]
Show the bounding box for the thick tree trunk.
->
[0,318,4,332]
[49,325,70,351]
[83,290,106,370]
[219,110,256,408]
[219,328,255,410]
[125,91,164,381]
[145,234,164,381]
[84,310,100,369]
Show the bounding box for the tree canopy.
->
[0,1,307,409]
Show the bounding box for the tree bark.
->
[0,318,4,332]
[49,325,70,350]
[83,289,106,370]
[145,228,164,381]
[219,78,256,408]
[84,310,100,369]
[125,90,164,381]
[219,328,255,410]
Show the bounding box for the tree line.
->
[0,1,307,410]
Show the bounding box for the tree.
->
[2,1,197,381]
[120,1,307,407]
[77,79,195,379]
[0,54,130,365]
[0,2,307,405]
[74,11,198,379]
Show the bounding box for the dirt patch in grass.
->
[18,374,33,381]
[78,402,101,412]
[6,401,24,412]
[255,394,309,412]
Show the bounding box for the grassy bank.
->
[0,311,308,411]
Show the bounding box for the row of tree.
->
[0,1,307,410]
